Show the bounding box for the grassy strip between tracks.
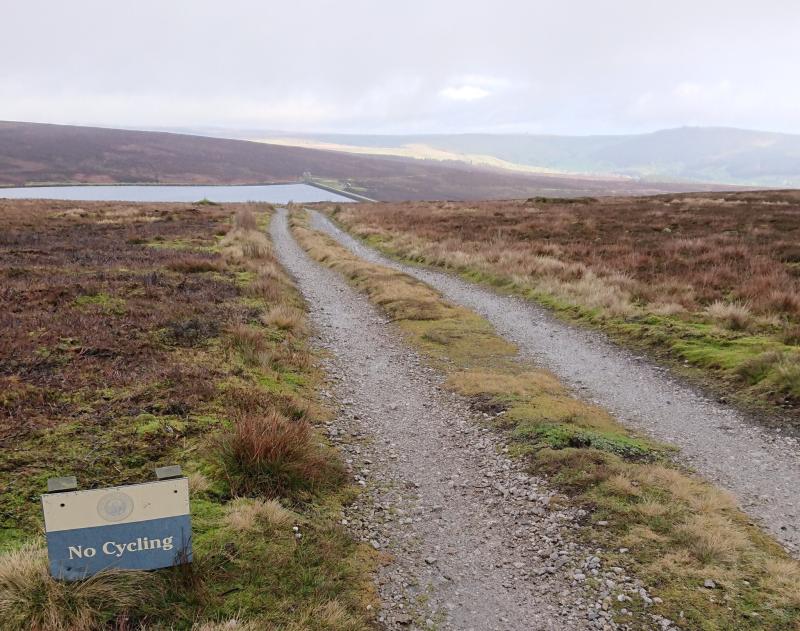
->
[291,209,800,631]
[0,201,376,631]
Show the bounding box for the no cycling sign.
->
[42,470,192,581]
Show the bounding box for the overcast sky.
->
[2,0,799,135]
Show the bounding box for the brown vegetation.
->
[328,191,800,416]
[219,409,344,498]
[0,200,374,629]
[0,544,151,631]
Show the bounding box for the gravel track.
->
[308,209,800,555]
[271,209,669,630]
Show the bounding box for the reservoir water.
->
[0,183,354,204]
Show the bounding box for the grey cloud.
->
[1,0,799,133]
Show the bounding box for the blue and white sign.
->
[42,478,192,581]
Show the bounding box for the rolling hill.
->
[244,127,800,187]
[0,121,734,201]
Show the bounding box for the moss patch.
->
[74,292,126,315]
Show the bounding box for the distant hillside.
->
[0,121,735,200]
[252,127,800,187]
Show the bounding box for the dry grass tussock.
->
[95,206,162,225]
[244,274,283,302]
[188,471,211,494]
[447,369,563,398]
[191,620,261,631]
[764,559,800,607]
[262,304,308,334]
[188,599,366,631]
[228,323,273,368]
[366,273,450,320]
[650,301,687,316]
[253,259,286,282]
[225,497,295,532]
[537,271,637,317]
[604,473,641,497]
[168,254,225,274]
[221,208,273,262]
[221,229,272,262]
[280,600,366,631]
[636,464,737,513]
[706,300,753,330]
[634,498,670,518]
[647,549,720,582]
[234,207,259,232]
[678,513,749,565]
[738,349,800,387]
[219,410,344,498]
[0,544,151,631]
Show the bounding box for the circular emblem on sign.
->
[97,492,134,522]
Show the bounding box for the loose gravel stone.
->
[272,209,646,630]
[309,209,800,556]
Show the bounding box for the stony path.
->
[309,209,800,556]
[271,209,665,630]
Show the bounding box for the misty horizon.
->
[7,119,800,142]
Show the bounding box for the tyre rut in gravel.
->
[308,209,800,556]
[270,208,613,630]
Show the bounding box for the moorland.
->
[0,199,375,630]
[328,190,800,423]
[0,121,733,201]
